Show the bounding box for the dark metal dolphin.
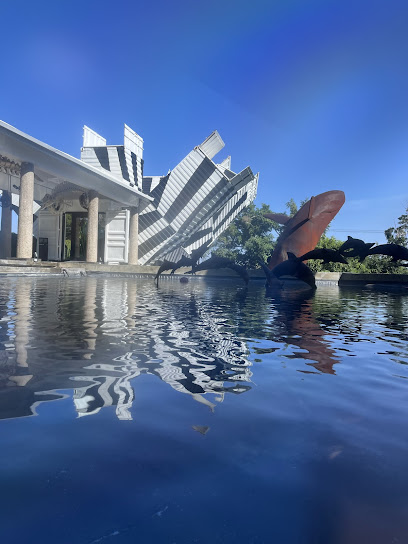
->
[259,256,316,290]
[298,248,347,264]
[168,240,213,275]
[368,243,408,262]
[189,256,249,285]
[154,260,179,284]
[339,236,375,261]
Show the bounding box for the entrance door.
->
[63,212,105,262]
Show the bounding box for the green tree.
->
[285,198,299,217]
[212,203,280,267]
[385,206,408,246]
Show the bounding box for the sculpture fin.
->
[264,213,291,225]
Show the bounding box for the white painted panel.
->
[124,124,143,158]
[218,156,231,170]
[38,211,61,260]
[107,147,123,180]
[198,130,225,159]
[104,210,129,263]
[83,126,106,147]
[80,147,103,170]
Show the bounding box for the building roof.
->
[0,121,153,210]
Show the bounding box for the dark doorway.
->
[63,212,105,262]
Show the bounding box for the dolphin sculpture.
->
[154,260,179,284]
[298,248,347,264]
[259,255,317,290]
[368,243,408,262]
[258,261,283,288]
[187,255,249,285]
[170,255,193,273]
[169,240,212,275]
[339,236,375,261]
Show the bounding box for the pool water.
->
[0,276,407,544]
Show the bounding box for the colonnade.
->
[0,162,140,263]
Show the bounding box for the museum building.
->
[0,121,258,264]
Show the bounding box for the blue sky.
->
[2,0,408,242]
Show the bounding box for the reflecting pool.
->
[0,276,407,543]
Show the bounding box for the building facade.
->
[0,121,258,264]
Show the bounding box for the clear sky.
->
[2,0,408,243]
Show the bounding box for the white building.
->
[0,121,258,264]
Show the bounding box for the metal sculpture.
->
[154,260,178,284]
[187,255,249,285]
[264,190,345,269]
[337,239,408,265]
[339,236,375,261]
[166,241,212,275]
[259,256,317,290]
[155,241,213,283]
[298,248,347,264]
[367,243,408,262]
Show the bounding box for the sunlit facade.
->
[0,121,258,264]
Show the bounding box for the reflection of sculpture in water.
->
[262,288,341,375]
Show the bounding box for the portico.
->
[0,121,152,263]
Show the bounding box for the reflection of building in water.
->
[71,288,252,419]
[72,365,143,420]
[0,277,252,421]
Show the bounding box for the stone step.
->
[0,266,62,275]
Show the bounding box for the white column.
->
[86,191,99,263]
[128,206,139,265]
[17,162,34,259]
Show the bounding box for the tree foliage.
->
[385,207,408,246]
[212,203,279,267]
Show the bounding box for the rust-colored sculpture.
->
[265,190,345,269]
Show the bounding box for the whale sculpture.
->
[264,190,345,269]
